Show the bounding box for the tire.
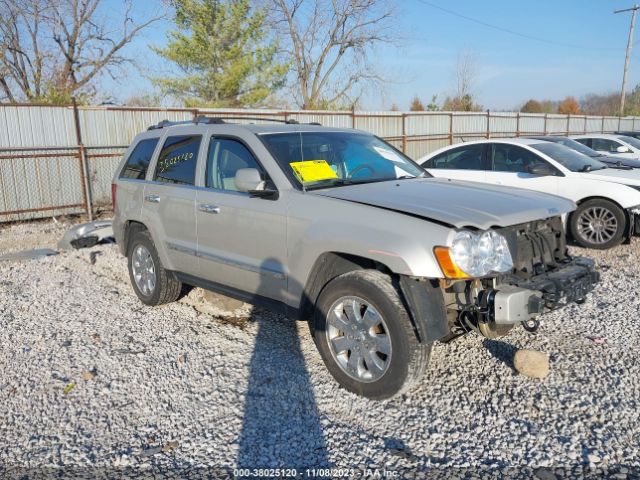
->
[127,229,182,306]
[569,198,626,249]
[310,270,432,400]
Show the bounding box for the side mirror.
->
[616,145,631,153]
[235,168,264,192]
[234,168,278,199]
[528,163,555,176]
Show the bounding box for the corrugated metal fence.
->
[1,103,640,222]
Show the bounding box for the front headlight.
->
[435,230,513,279]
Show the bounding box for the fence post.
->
[516,112,520,137]
[401,113,407,153]
[72,97,93,221]
[486,110,490,139]
[566,114,570,136]
[543,113,548,135]
[449,113,453,144]
[601,116,605,133]
[618,116,622,131]
[350,105,356,129]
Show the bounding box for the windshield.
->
[260,131,426,190]
[531,142,607,172]
[551,137,601,157]
[617,135,640,149]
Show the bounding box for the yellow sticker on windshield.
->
[290,160,338,183]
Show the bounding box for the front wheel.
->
[569,199,626,249]
[310,270,432,400]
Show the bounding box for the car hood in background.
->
[585,168,640,185]
[312,177,575,230]
[595,155,640,168]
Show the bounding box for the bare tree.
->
[0,0,163,103]
[270,0,395,109]
[454,50,477,103]
[0,0,50,101]
[442,50,482,112]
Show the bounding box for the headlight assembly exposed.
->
[434,230,513,279]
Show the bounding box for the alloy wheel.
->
[325,296,392,383]
[132,244,156,296]
[576,206,618,245]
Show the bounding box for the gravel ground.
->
[0,219,639,478]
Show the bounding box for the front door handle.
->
[144,194,160,203]
[198,203,221,214]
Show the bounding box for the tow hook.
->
[522,319,540,333]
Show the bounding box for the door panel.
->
[484,143,560,195]
[141,134,202,275]
[142,183,198,273]
[196,137,287,301]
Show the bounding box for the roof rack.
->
[147,115,321,130]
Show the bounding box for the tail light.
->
[111,183,117,210]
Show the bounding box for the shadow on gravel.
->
[483,339,518,370]
[236,259,330,470]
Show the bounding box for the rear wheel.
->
[569,199,626,249]
[310,270,432,400]
[127,229,182,306]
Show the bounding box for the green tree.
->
[442,94,482,112]
[426,95,440,111]
[153,0,287,107]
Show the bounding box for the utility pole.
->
[616,5,640,115]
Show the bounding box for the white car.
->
[571,134,640,160]
[419,138,640,249]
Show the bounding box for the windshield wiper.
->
[305,175,420,190]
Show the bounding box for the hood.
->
[312,178,575,230]
[585,168,640,186]
[596,155,640,168]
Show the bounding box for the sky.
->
[102,0,640,111]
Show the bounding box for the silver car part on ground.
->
[58,220,114,250]
[0,248,58,261]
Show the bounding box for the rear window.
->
[153,135,202,185]
[120,138,159,180]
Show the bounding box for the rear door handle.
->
[198,203,220,214]
[144,194,160,203]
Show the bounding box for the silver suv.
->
[112,117,599,399]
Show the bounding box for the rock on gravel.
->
[0,220,640,477]
[514,349,550,379]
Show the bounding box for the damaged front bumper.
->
[483,257,600,326]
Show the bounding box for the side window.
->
[491,145,547,173]
[427,144,486,170]
[574,138,592,148]
[154,135,201,185]
[120,138,159,180]
[592,138,620,152]
[206,138,262,191]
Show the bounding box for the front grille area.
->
[498,216,569,280]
